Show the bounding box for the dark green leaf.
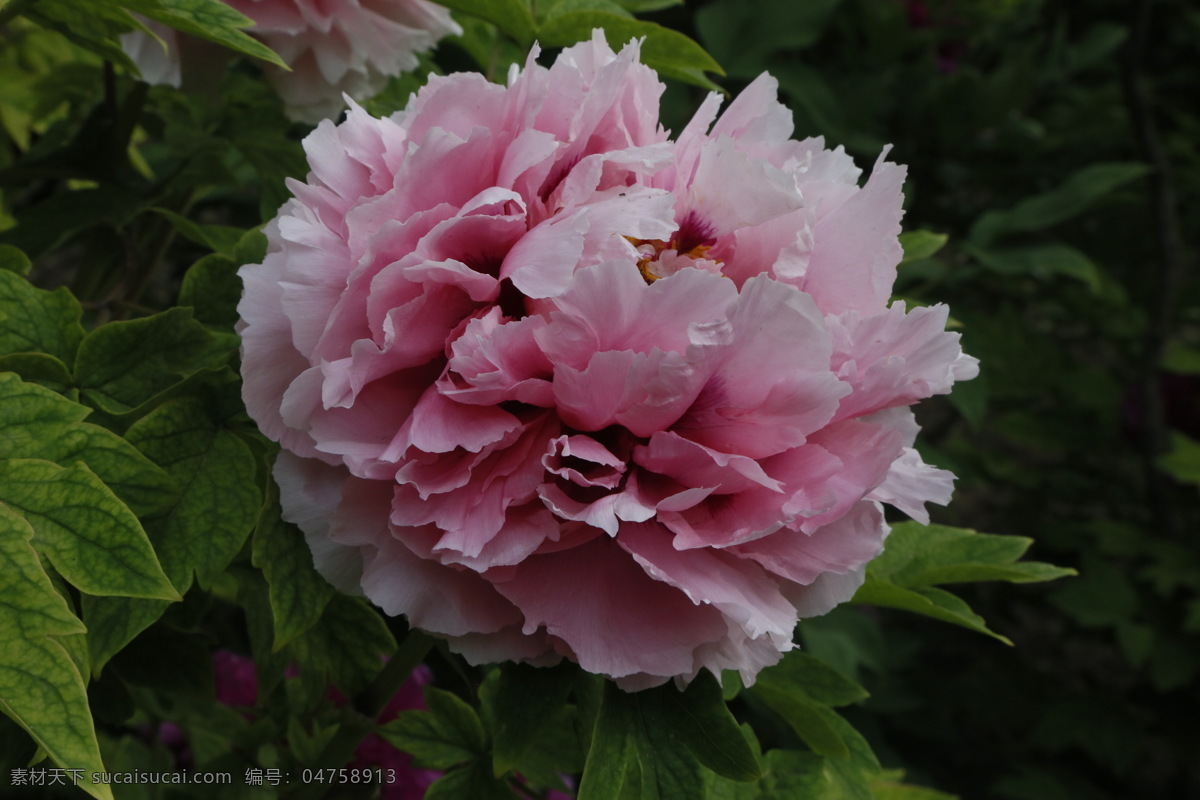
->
[577,682,637,800]
[866,523,1077,588]
[536,0,633,23]
[899,230,949,264]
[123,396,260,590]
[486,662,581,783]
[755,651,869,708]
[74,308,213,416]
[578,680,709,800]
[536,14,724,90]
[21,0,138,70]
[112,0,288,68]
[969,162,1150,245]
[381,687,488,770]
[0,243,31,276]
[437,0,536,44]
[696,0,842,77]
[178,253,243,328]
[967,243,1104,292]
[0,505,114,800]
[152,208,246,259]
[424,762,517,800]
[663,671,761,781]
[0,459,178,601]
[1158,432,1200,486]
[614,0,682,10]
[0,354,75,393]
[0,269,85,366]
[251,486,334,650]
[289,595,396,697]
[81,595,172,676]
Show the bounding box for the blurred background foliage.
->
[637,0,1199,798]
[1,0,1197,798]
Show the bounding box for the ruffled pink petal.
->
[674,275,848,459]
[867,448,955,524]
[618,522,797,647]
[490,536,727,682]
[802,150,907,316]
[828,301,981,421]
[731,500,888,585]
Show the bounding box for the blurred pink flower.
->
[238,31,978,690]
[121,0,460,122]
[210,651,439,797]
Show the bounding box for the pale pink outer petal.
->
[731,500,888,586]
[273,452,365,593]
[867,449,955,525]
[801,150,907,316]
[225,0,462,123]
[829,301,981,421]
[782,567,869,620]
[489,536,728,683]
[618,522,798,649]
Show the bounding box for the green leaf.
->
[614,0,682,10]
[852,523,1074,642]
[152,208,246,259]
[111,0,288,69]
[486,662,581,782]
[867,523,1077,587]
[663,671,761,781]
[0,185,150,259]
[0,373,178,517]
[696,0,842,78]
[751,687,850,758]
[755,651,869,708]
[289,595,396,697]
[966,243,1104,292]
[74,308,213,416]
[1158,432,1200,486]
[755,750,831,798]
[536,14,725,90]
[578,680,708,800]
[437,0,537,44]
[0,505,114,800]
[178,253,243,328]
[536,0,634,23]
[577,682,638,800]
[81,595,172,677]
[0,354,76,393]
[969,162,1150,245]
[0,269,85,366]
[0,459,178,601]
[0,243,31,276]
[20,0,138,70]
[899,230,949,264]
[251,486,334,651]
[382,687,488,770]
[1050,552,1136,629]
[123,396,260,591]
[425,762,517,800]
[869,770,958,799]
[853,579,1010,644]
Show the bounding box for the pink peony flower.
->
[238,31,978,690]
[121,0,460,122]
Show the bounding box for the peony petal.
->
[802,150,907,315]
[491,536,727,682]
